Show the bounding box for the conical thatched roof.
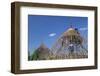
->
[37,43,50,54]
[35,43,51,60]
[51,27,88,59]
[63,28,80,36]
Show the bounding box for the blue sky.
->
[28,15,88,54]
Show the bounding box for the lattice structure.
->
[51,27,88,59]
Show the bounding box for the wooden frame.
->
[11,2,98,74]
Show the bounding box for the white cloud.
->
[79,27,87,31]
[49,33,56,37]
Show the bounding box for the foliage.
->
[30,50,39,60]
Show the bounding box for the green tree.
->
[30,50,39,60]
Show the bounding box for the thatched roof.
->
[63,28,80,36]
[36,43,50,54]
